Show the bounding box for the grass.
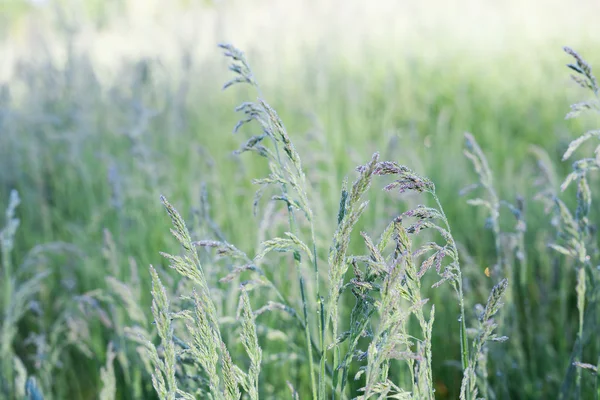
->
[132,45,511,400]
[2,2,600,398]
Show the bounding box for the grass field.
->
[2,0,600,399]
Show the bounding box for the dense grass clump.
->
[134,44,510,400]
[112,44,600,399]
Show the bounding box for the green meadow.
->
[2,1,600,398]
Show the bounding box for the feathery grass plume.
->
[220,340,242,400]
[219,43,321,398]
[99,342,117,400]
[369,161,469,361]
[328,154,378,328]
[367,160,509,400]
[563,47,599,119]
[153,194,264,399]
[394,222,436,399]
[462,132,502,276]
[148,265,180,400]
[322,160,456,399]
[238,290,262,400]
[185,287,221,395]
[463,133,532,395]
[462,132,528,274]
[160,195,220,330]
[1,191,21,395]
[0,191,85,399]
[75,234,151,398]
[1,190,53,398]
[460,278,509,400]
[324,153,379,396]
[327,229,390,397]
[554,47,600,400]
[351,219,436,400]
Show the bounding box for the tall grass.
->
[2,5,600,397]
[0,189,88,399]
[141,44,600,399]
[137,44,510,399]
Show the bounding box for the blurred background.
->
[1,0,600,398]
